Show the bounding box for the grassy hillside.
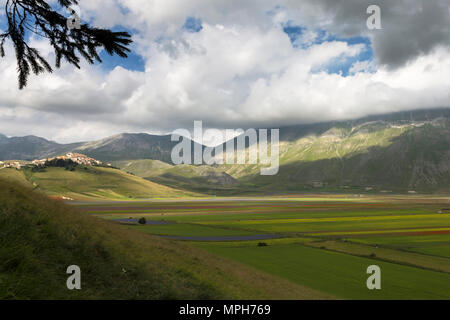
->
[113,159,173,177]
[113,159,238,194]
[0,179,333,299]
[0,166,198,200]
[0,168,31,187]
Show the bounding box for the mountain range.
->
[0,132,203,163]
[1,108,449,193]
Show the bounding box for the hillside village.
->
[0,153,111,170]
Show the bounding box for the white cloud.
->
[349,60,375,74]
[0,0,449,143]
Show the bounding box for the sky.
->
[0,0,449,143]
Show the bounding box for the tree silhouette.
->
[1,0,132,89]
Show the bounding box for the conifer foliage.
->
[1,0,132,89]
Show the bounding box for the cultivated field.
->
[78,195,450,300]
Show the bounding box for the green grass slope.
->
[114,160,238,194]
[0,180,333,299]
[0,168,31,187]
[113,159,173,177]
[0,166,197,200]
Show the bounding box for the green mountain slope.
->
[113,159,239,194]
[228,118,450,193]
[73,133,177,162]
[108,110,450,194]
[0,179,332,299]
[113,159,174,177]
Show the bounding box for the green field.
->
[410,246,450,259]
[80,196,450,299]
[195,243,449,299]
[129,223,258,237]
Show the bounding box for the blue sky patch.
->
[282,22,328,48]
[95,25,146,72]
[183,17,203,33]
[282,22,375,76]
[96,50,145,72]
[283,25,306,45]
[322,36,374,76]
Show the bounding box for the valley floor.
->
[0,180,332,300]
[78,195,450,300]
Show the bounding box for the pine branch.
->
[1,0,133,89]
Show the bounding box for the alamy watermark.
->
[171,121,280,176]
[367,5,382,30]
[66,265,81,290]
[366,265,381,290]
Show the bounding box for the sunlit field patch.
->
[409,246,450,259]
[313,227,450,237]
[198,215,450,235]
[305,240,450,273]
[351,233,450,259]
[126,223,259,237]
[195,243,450,300]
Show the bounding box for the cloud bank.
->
[0,0,449,142]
